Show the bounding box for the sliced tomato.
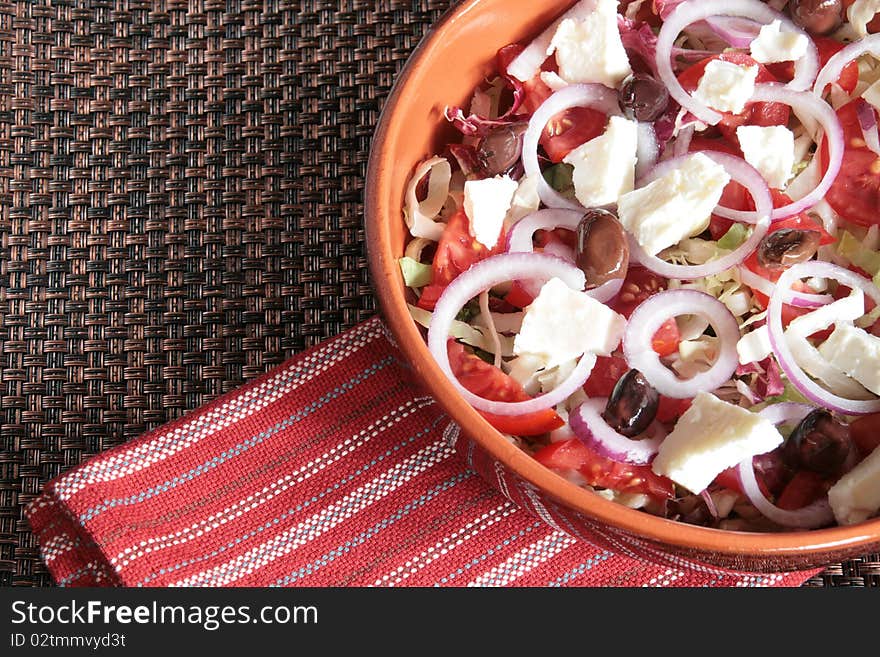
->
[447,340,563,436]
[851,413,880,457]
[775,471,829,511]
[766,35,859,94]
[417,208,500,311]
[655,395,692,424]
[677,52,789,143]
[611,267,682,357]
[582,353,630,398]
[820,99,880,228]
[532,438,676,501]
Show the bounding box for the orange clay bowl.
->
[364,0,880,572]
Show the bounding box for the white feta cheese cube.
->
[817,322,880,396]
[562,116,638,207]
[617,152,731,255]
[513,277,626,368]
[736,326,772,365]
[828,444,880,525]
[736,125,796,189]
[463,174,518,249]
[693,59,759,115]
[547,0,632,89]
[651,391,784,493]
[749,19,809,64]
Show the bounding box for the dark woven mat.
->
[0,0,875,587]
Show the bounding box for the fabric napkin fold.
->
[26,317,820,587]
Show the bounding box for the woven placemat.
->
[0,0,875,588]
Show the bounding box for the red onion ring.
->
[635,121,660,180]
[656,0,819,126]
[737,265,833,308]
[813,34,880,98]
[857,101,880,157]
[427,253,597,416]
[569,398,665,466]
[623,290,740,398]
[735,403,834,529]
[522,84,622,211]
[766,261,880,415]
[628,151,772,280]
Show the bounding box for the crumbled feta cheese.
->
[748,19,809,64]
[617,152,731,255]
[563,116,638,207]
[737,326,772,365]
[693,59,759,114]
[513,277,626,368]
[828,444,880,525]
[547,0,632,88]
[847,0,880,38]
[463,175,518,249]
[817,322,880,395]
[736,125,796,189]
[651,392,784,494]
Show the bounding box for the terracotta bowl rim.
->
[363,0,880,565]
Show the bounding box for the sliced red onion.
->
[737,265,833,308]
[704,15,763,48]
[628,151,772,280]
[542,241,575,262]
[730,84,844,222]
[656,0,819,125]
[569,398,665,466]
[735,402,832,529]
[427,253,596,416]
[671,123,695,158]
[857,101,880,157]
[635,121,660,180]
[505,0,597,82]
[587,277,625,304]
[522,84,621,211]
[814,34,880,98]
[766,261,880,415]
[623,290,740,398]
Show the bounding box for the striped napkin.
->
[26,317,820,587]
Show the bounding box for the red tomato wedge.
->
[851,413,880,457]
[820,99,880,228]
[447,340,564,436]
[417,208,501,311]
[766,35,859,94]
[533,438,675,501]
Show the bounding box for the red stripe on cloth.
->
[25,317,823,587]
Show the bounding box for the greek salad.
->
[400,0,880,531]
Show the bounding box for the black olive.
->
[756,228,821,270]
[575,209,629,288]
[618,74,670,123]
[784,409,852,475]
[789,0,843,36]
[602,370,660,437]
[477,123,527,176]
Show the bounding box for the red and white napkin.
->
[26,318,820,587]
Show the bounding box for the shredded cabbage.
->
[398,257,432,288]
[404,156,452,241]
[408,303,515,357]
